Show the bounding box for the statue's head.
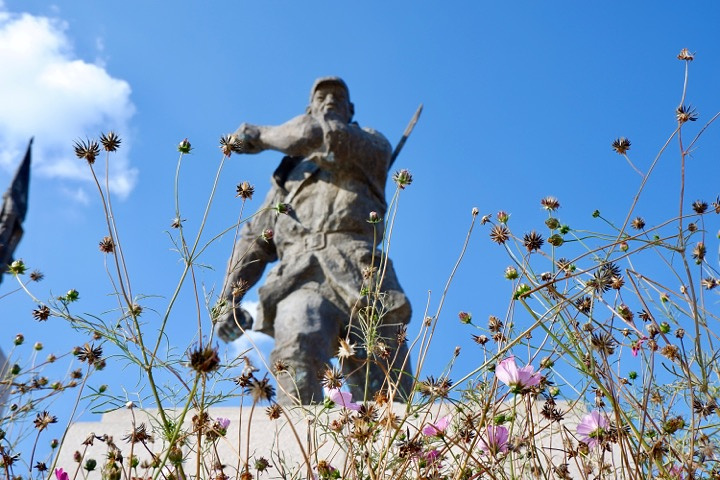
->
[307,76,354,123]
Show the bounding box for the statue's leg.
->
[344,304,414,403]
[271,287,341,405]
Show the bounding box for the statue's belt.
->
[301,231,370,252]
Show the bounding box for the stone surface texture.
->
[56,402,623,479]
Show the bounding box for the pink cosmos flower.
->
[577,411,609,448]
[215,417,230,434]
[495,356,541,393]
[631,337,647,357]
[421,415,451,436]
[55,469,70,480]
[325,388,362,411]
[669,464,685,479]
[422,448,442,466]
[479,425,509,455]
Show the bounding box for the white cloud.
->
[230,300,275,373]
[60,186,90,205]
[0,7,137,199]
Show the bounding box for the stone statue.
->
[216,77,413,404]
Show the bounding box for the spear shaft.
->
[389,103,423,169]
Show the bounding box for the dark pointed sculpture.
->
[0,138,32,285]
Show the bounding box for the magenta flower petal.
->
[496,356,541,393]
[421,415,451,436]
[55,469,70,480]
[577,411,609,448]
[216,417,231,430]
[495,357,519,386]
[326,388,362,411]
[480,425,509,455]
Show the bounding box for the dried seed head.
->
[100,131,122,152]
[245,375,275,403]
[631,217,646,230]
[557,258,573,273]
[392,169,413,189]
[617,304,633,322]
[396,325,408,344]
[490,224,510,244]
[76,343,103,366]
[713,197,720,214]
[266,403,282,420]
[270,360,289,376]
[232,279,250,298]
[99,236,115,254]
[676,104,698,124]
[417,376,452,399]
[575,296,592,313]
[30,270,44,282]
[219,134,246,155]
[123,423,153,444]
[693,242,706,264]
[523,231,544,252]
[677,48,695,61]
[235,181,255,200]
[472,334,489,346]
[320,365,344,389]
[33,411,57,431]
[73,138,101,165]
[693,398,717,418]
[541,196,560,211]
[188,344,220,374]
[661,345,680,362]
[611,137,631,155]
[337,338,356,359]
[33,305,50,321]
[692,200,708,214]
[488,315,503,332]
[591,332,617,356]
[702,277,718,290]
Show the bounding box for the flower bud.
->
[367,211,381,224]
[261,229,274,242]
[177,138,192,153]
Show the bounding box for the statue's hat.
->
[309,77,349,102]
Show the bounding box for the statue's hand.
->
[216,306,254,342]
[234,123,264,154]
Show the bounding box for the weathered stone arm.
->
[233,114,323,157]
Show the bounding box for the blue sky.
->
[1,0,720,426]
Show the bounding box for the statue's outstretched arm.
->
[233,114,323,157]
